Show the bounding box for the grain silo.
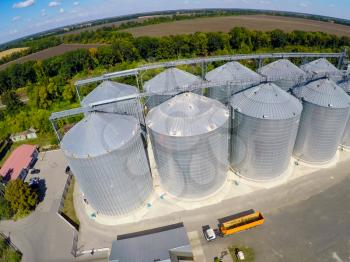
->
[257,59,307,90]
[61,112,153,216]
[300,58,343,82]
[293,79,350,164]
[82,80,145,125]
[206,61,263,104]
[144,68,202,108]
[339,79,350,149]
[230,83,302,180]
[146,92,229,198]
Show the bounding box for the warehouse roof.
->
[109,223,191,262]
[82,81,139,106]
[293,78,350,109]
[230,83,302,120]
[258,59,306,81]
[146,92,229,136]
[144,68,202,94]
[205,61,263,84]
[0,145,37,181]
[61,112,139,158]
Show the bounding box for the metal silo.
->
[61,112,153,216]
[144,68,202,108]
[257,59,307,90]
[82,80,145,125]
[230,83,302,180]
[339,79,350,149]
[146,92,229,198]
[206,62,263,104]
[300,58,343,83]
[293,79,350,164]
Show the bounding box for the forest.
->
[0,27,349,144]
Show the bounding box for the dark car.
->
[30,168,40,174]
[65,166,70,174]
[28,177,40,187]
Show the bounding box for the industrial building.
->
[339,79,350,149]
[109,223,193,262]
[230,83,302,180]
[205,61,263,103]
[146,92,229,198]
[292,78,350,164]
[60,112,153,216]
[81,80,145,124]
[300,58,343,82]
[144,67,202,108]
[257,59,307,90]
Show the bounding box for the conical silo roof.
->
[293,78,350,109]
[339,79,350,94]
[300,58,341,77]
[61,112,139,158]
[205,61,263,83]
[144,68,202,94]
[258,59,306,81]
[81,81,139,106]
[230,83,302,120]
[146,92,229,136]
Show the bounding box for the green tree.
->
[4,180,38,217]
[1,90,22,112]
[0,197,13,220]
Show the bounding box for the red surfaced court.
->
[0,144,38,181]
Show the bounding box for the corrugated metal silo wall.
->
[149,122,229,198]
[231,111,300,180]
[293,102,349,163]
[65,132,153,216]
[271,79,297,91]
[341,116,350,148]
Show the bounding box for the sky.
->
[0,0,349,44]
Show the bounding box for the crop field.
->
[124,14,350,37]
[0,47,28,59]
[0,43,106,70]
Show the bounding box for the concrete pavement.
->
[0,150,75,262]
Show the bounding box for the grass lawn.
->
[62,176,80,228]
[228,245,255,262]
[0,236,22,262]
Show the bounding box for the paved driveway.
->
[0,150,75,262]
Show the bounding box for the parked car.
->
[202,225,216,241]
[30,168,40,174]
[28,177,40,187]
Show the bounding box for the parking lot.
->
[0,150,75,262]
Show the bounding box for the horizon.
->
[1,0,350,45]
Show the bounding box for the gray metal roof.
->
[230,83,302,120]
[258,59,307,80]
[205,61,263,83]
[300,58,341,76]
[109,223,190,262]
[61,112,139,158]
[339,79,350,93]
[81,80,139,106]
[144,68,202,94]
[146,92,229,136]
[293,78,350,109]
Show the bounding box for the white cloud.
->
[49,1,60,7]
[299,1,309,8]
[41,9,46,16]
[13,0,35,8]
[59,8,65,13]
[9,29,19,35]
[12,16,21,22]
[259,0,271,4]
[73,2,80,6]
[329,3,335,8]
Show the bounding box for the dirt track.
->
[124,14,350,37]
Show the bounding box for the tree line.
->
[0,27,348,142]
